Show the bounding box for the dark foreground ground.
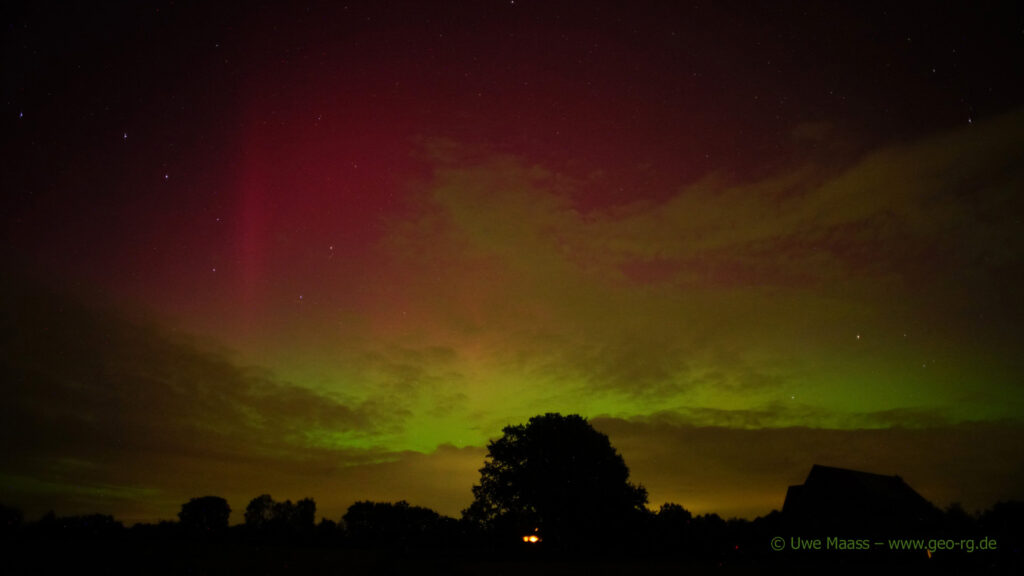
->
[2,538,1016,576]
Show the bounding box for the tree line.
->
[1,413,1021,568]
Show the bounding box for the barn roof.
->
[783,465,940,531]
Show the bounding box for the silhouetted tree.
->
[245,494,275,529]
[689,513,729,559]
[463,413,648,550]
[313,517,342,545]
[979,500,1024,535]
[651,502,692,552]
[943,502,977,533]
[746,509,783,554]
[244,494,316,538]
[273,497,315,531]
[344,500,449,548]
[657,502,692,526]
[293,498,316,529]
[979,500,1023,569]
[178,496,231,533]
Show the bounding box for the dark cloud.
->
[0,273,410,520]
[2,272,1021,526]
[375,114,1024,415]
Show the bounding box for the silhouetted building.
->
[783,465,941,535]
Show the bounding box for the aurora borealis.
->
[3,2,1024,524]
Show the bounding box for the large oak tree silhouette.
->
[463,413,648,549]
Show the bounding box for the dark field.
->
[1,538,1008,576]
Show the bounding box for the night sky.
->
[3,1,1024,524]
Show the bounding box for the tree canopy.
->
[463,413,648,548]
[244,494,315,534]
[178,496,230,533]
[344,500,453,547]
